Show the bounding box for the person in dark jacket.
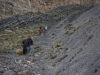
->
[22,36,30,55]
[28,36,33,45]
[27,36,34,52]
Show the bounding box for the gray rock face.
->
[33,4,100,75]
[44,4,100,75]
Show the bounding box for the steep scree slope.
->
[33,4,100,75]
[42,4,100,75]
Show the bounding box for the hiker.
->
[44,26,48,31]
[22,36,30,55]
[38,26,43,35]
[43,25,48,34]
[28,36,34,52]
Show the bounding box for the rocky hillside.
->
[0,0,100,19]
[0,4,100,75]
[0,5,92,50]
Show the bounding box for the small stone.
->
[35,54,39,57]
[34,66,39,68]
[40,60,43,61]
[13,66,21,72]
[17,70,31,75]
[0,63,4,67]
[30,63,34,65]
[27,61,31,63]
[16,60,22,64]
[23,64,28,68]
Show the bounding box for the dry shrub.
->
[16,49,23,55]
[65,30,69,34]
[55,44,61,48]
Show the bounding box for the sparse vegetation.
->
[25,11,34,15]
[50,54,57,59]
[56,70,61,75]
[42,68,45,70]
[16,49,23,55]
[0,27,38,51]
[34,46,41,53]
[56,55,68,63]
[51,36,55,39]
[77,26,81,30]
[87,34,93,41]
[65,30,69,34]
[52,63,56,67]
[32,58,37,62]
[59,47,63,50]
[55,44,61,48]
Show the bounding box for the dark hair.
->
[40,26,41,29]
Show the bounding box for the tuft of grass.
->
[52,63,56,67]
[34,46,41,53]
[32,58,37,62]
[25,11,34,15]
[50,54,57,59]
[55,44,61,48]
[51,36,55,39]
[56,55,68,63]
[87,34,93,41]
[59,47,63,50]
[42,68,45,70]
[56,70,61,75]
[34,46,41,49]
[76,26,81,30]
[65,30,69,34]
[16,49,23,55]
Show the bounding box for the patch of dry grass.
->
[65,30,69,34]
[50,54,57,59]
[55,44,61,48]
[0,27,38,51]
